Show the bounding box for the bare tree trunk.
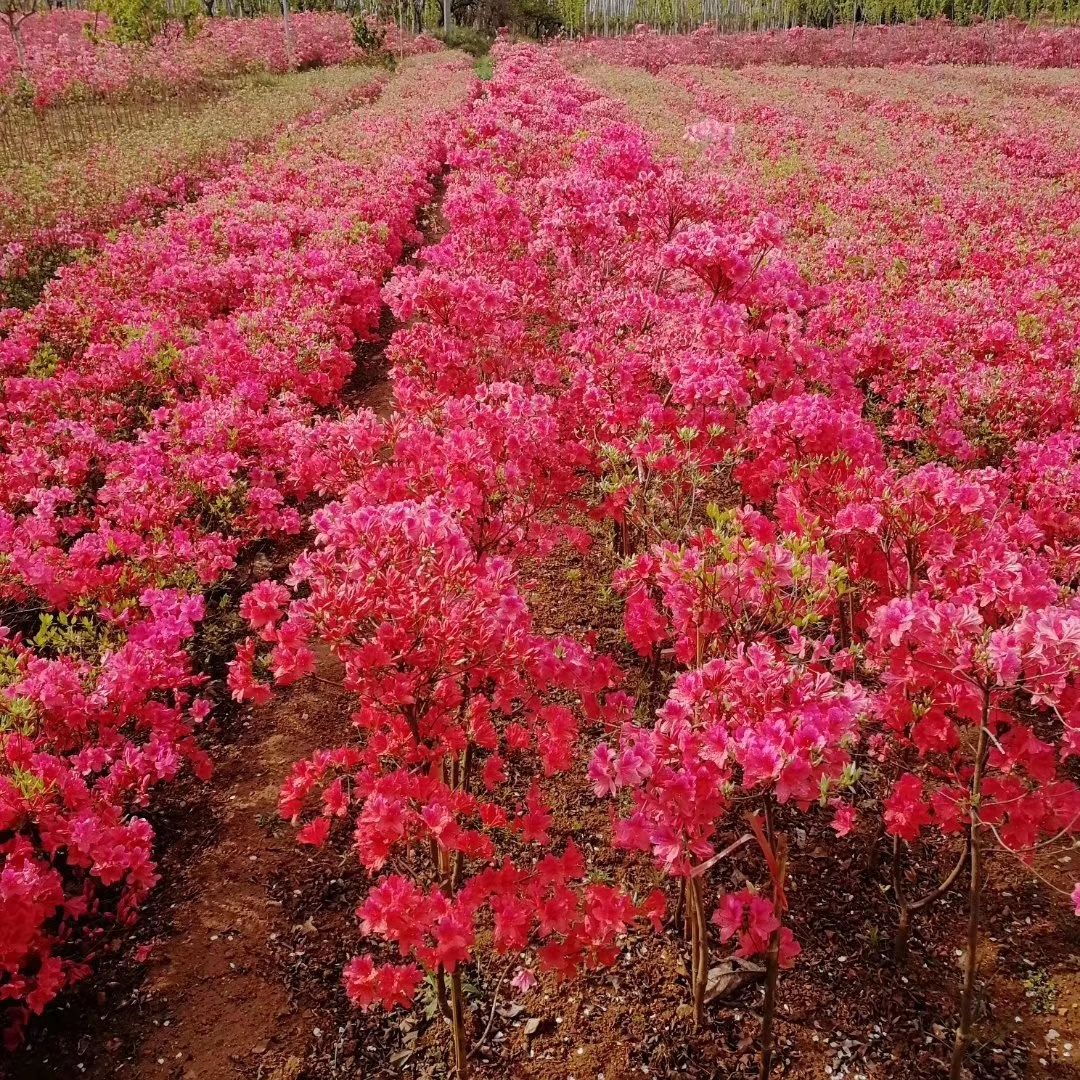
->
[281,0,295,68]
[5,17,29,72]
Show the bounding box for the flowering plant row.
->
[0,65,390,310]
[581,54,1080,1076]
[0,10,440,112]
[0,53,473,1050]
[561,17,1080,73]
[232,43,1080,1079]
[662,61,1080,468]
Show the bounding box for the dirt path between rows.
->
[127,654,350,1080]
[13,298,404,1080]
[12,630,349,1080]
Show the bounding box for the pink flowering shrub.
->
[239,45,875,1074]
[0,52,472,1049]
[0,10,440,111]
[591,641,864,1015]
[561,18,1080,74]
[0,67,390,310]
[3,20,1074,1077]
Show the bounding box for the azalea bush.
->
[233,499,650,1074]
[3,23,1080,1080]
[0,51,473,1050]
[0,9,440,111]
[330,41,1079,1079]
[561,18,1080,72]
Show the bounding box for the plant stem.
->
[450,967,468,1078]
[436,966,452,1020]
[688,874,708,1027]
[892,834,971,965]
[673,877,686,936]
[949,690,991,1080]
[759,834,788,1080]
[759,921,782,1080]
[894,904,912,964]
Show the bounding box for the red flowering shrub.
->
[0,11,440,112]
[0,53,473,1048]
[234,496,646,1070]
[561,19,1080,73]
[6,23,1076,1079]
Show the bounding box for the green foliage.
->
[3,251,74,312]
[97,0,201,44]
[515,0,563,34]
[0,696,37,737]
[540,0,1077,31]
[475,53,495,78]
[33,610,124,661]
[27,343,60,379]
[435,24,492,54]
[351,13,388,50]
[0,646,37,738]
[182,479,250,536]
[7,764,47,801]
[151,343,181,383]
[1023,969,1058,1014]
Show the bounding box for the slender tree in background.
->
[1,0,38,70]
[281,0,294,66]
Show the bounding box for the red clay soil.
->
[11,585,354,1080]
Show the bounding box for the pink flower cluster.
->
[0,10,440,111]
[0,53,472,1047]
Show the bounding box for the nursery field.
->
[2,20,1080,1080]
